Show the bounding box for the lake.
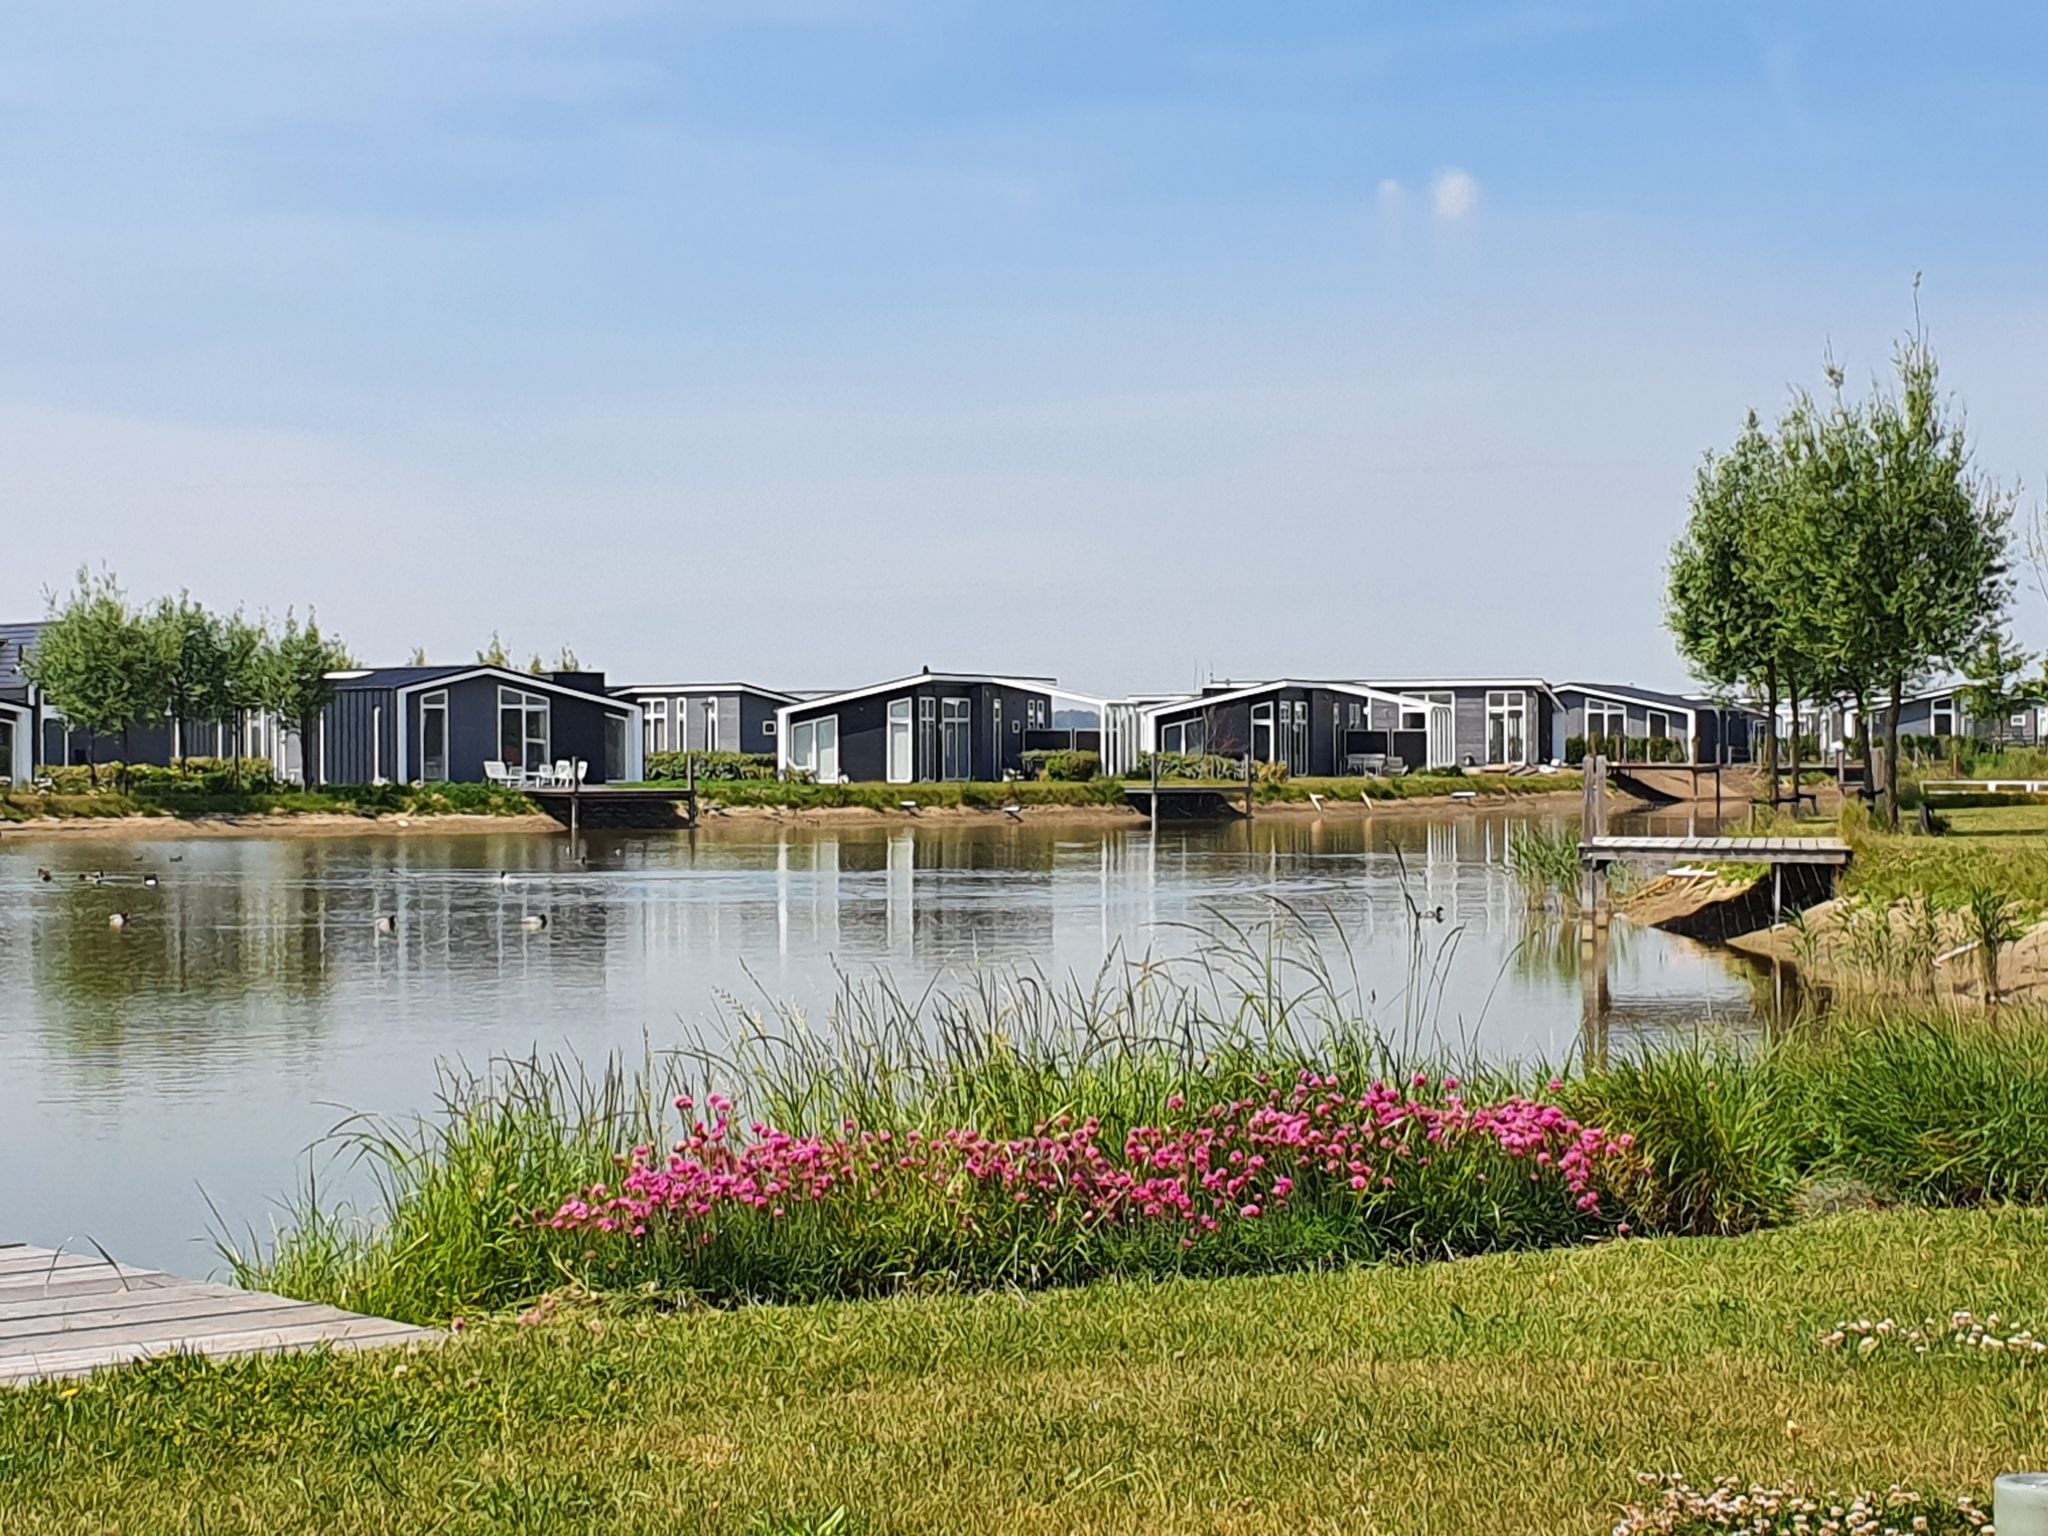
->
[0,804,1759,1274]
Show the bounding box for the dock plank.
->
[1579,834,1851,868]
[0,1244,436,1386]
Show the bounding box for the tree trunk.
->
[1787,677,1803,810]
[1855,687,1874,803]
[121,726,132,794]
[1763,662,1780,808]
[1882,676,1904,829]
[87,734,98,792]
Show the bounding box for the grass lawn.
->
[7,1208,2047,1534]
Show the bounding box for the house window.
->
[941,698,971,780]
[703,700,720,753]
[788,715,839,781]
[762,720,776,736]
[646,697,668,755]
[1646,710,1670,740]
[918,697,936,779]
[0,716,14,785]
[1585,701,1627,745]
[1931,697,1956,737]
[420,691,449,782]
[1486,690,1528,765]
[499,687,551,774]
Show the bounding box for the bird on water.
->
[373,914,397,935]
[520,913,548,932]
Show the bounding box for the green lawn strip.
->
[0,783,539,823]
[3,1209,2043,1534]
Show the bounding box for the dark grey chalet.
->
[1554,683,1756,763]
[316,666,643,786]
[0,621,46,785]
[1142,680,1453,776]
[775,670,1101,783]
[610,682,797,760]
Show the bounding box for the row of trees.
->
[23,569,355,785]
[1666,319,2013,821]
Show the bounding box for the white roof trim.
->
[776,673,1103,719]
[1555,683,1698,719]
[1141,679,1436,720]
[384,666,638,712]
[612,683,801,702]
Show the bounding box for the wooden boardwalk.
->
[1580,835,1852,868]
[0,1242,436,1386]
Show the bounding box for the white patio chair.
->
[553,759,574,788]
[528,762,555,789]
[484,760,515,788]
[573,760,590,784]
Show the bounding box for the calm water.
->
[0,806,1756,1274]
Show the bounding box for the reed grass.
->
[225,917,2048,1328]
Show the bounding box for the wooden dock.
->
[1122,783,1249,821]
[0,1242,436,1386]
[1579,834,1853,868]
[526,784,696,832]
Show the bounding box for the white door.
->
[1427,703,1455,770]
[886,698,913,783]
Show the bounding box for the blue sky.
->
[4,1,2045,693]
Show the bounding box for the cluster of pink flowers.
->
[542,1073,1634,1245]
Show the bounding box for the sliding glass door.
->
[940,699,971,780]
[420,691,449,782]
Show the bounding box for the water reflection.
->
[0,806,1758,1270]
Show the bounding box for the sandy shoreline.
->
[0,788,1592,841]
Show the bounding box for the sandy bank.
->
[0,811,562,842]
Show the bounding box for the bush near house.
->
[1019,749,1099,781]
[643,751,778,783]
[1566,733,1685,766]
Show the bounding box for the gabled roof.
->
[611,681,800,703]
[1555,681,1701,714]
[778,671,1099,715]
[328,664,634,711]
[0,621,47,696]
[1144,679,1434,719]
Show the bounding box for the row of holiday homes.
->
[6,619,2029,790]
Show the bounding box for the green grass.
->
[5,1209,2045,1533]
[0,781,539,823]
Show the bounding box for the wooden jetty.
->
[1123,784,1249,822]
[0,1242,435,1386]
[526,784,696,833]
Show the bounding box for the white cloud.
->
[1376,177,1407,214]
[1430,166,1480,221]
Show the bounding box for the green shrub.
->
[644,751,777,783]
[1127,752,1244,782]
[1020,750,1099,782]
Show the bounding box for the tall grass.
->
[225,912,2048,1326]
[1507,821,1581,910]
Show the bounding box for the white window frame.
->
[886,696,914,784]
[788,714,841,781]
[918,697,936,779]
[1486,689,1529,765]
[940,697,971,781]
[1646,710,1670,740]
[1931,696,1956,736]
[703,699,720,754]
[499,686,551,774]
[419,690,449,782]
[1250,700,1275,762]
[647,697,669,755]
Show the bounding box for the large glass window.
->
[703,700,720,753]
[1250,701,1275,762]
[1486,690,1528,765]
[886,697,914,783]
[1931,696,1956,736]
[918,698,936,779]
[420,691,449,782]
[646,697,668,755]
[0,716,15,785]
[499,687,551,773]
[789,715,840,781]
[604,713,627,782]
[941,698,971,780]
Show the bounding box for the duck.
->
[107,912,128,929]
[373,914,397,935]
[142,874,159,888]
[519,913,548,932]
[35,868,51,883]
[498,871,517,885]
